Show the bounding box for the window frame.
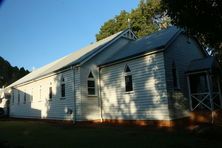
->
[61,83,65,98]
[60,76,66,99]
[17,90,20,105]
[87,71,96,96]
[49,86,53,101]
[12,89,14,105]
[23,91,26,104]
[172,62,180,90]
[124,65,133,93]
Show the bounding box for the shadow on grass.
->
[1,119,222,148]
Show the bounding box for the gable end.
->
[122,30,137,40]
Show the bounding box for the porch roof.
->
[186,56,216,73]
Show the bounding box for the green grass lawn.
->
[0,119,222,148]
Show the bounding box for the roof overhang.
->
[186,56,222,75]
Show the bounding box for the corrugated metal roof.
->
[7,30,124,88]
[187,56,215,73]
[101,26,181,65]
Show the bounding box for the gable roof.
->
[100,26,182,66]
[8,29,134,88]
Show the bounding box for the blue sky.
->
[0,0,139,71]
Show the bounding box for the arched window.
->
[88,72,96,95]
[124,65,133,92]
[172,62,180,89]
[61,76,66,98]
[23,90,26,104]
[49,82,52,101]
[17,90,20,104]
[12,89,14,105]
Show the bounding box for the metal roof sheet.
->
[7,31,124,88]
[101,26,181,65]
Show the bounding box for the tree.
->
[130,0,159,38]
[96,0,165,41]
[162,0,222,61]
[96,11,130,41]
[0,56,29,87]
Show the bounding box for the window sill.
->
[125,91,134,94]
[88,95,97,97]
[60,97,66,100]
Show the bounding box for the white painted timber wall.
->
[10,69,74,121]
[100,52,170,120]
[164,34,205,119]
[74,67,81,121]
[0,89,6,109]
[79,37,131,121]
[0,98,7,108]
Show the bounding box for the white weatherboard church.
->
[4,26,222,125]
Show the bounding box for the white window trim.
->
[60,75,66,99]
[49,82,53,101]
[23,90,26,104]
[124,65,134,93]
[87,71,97,96]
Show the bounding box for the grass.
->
[0,119,222,148]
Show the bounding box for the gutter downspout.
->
[98,67,103,122]
[72,66,76,124]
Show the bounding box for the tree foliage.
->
[96,0,165,41]
[0,56,29,87]
[162,0,222,61]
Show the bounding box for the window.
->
[49,87,52,100]
[12,89,14,104]
[24,91,26,104]
[61,76,65,98]
[18,91,20,104]
[49,82,53,101]
[88,72,96,95]
[124,65,133,92]
[172,62,180,89]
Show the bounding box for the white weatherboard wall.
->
[74,67,81,121]
[0,99,6,108]
[10,69,74,120]
[100,52,170,120]
[164,34,205,119]
[79,37,131,121]
[0,98,7,109]
[0,89,6,109]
